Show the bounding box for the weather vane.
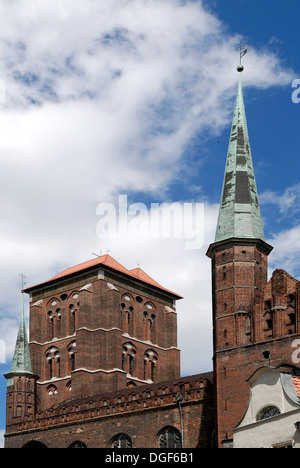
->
[235,41,247,72]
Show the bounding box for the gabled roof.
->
[24,254,182,299]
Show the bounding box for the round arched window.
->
[256,406,281,421]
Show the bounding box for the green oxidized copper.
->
[7,293,34,385]
[215,72,265,243]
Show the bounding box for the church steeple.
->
[206,54,273,447]
[9,291,33,377]
[5,286,38,426]
[214,66,265,243]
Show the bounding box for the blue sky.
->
[0,0,299,446]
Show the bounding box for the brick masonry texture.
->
[4,250,300,448]
[5,373,214,448]
[209,238,300,447]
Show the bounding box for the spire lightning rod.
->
[235,41,247,72]
[20,273,27,316]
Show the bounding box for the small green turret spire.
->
[6,276,34,387]
[214,64,265,243]
[10,290,33,376]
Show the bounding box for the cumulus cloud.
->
[0,0,295,381]
[267,225,300,280]
[261,183,300,217]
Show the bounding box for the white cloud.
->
[268,225,300,280]
[261,183,300,217]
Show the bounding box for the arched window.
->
[127,381,137,388]
[68,441,87,448]
[144,349,158,382]
[46,384,58,396]
[67,341,77,374]
[48,311,54,340]
[22,441,47,448]
[143,310,156,343]
[158,426,182,448]
[45,347,60,380]
[149,314,156,343]
[111,434,133,449]
[47,299,62,340]
[69,304,77,335]
[256,406,281,421]
[66,380,72,392]
[121,303,135,336]
[122,343,136,376]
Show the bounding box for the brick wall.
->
[5,374,214,448]
[210,237,300,446]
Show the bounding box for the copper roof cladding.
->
[23,254,182,299]
[214,71,265,244]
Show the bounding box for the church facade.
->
[4,65,300,448]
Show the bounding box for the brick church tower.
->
[7,255,181,414]
[4,292,39,424]
[4,255,216,449]
[207,62,300,447]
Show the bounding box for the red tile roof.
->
[292,376,300,398]
[24,254,182,299]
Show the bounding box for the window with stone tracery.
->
[122,343,136,376]
[47,307,61,340]
[67,341,77,374]
[144,349,158,382]
[256,405,281,421]
[158,426,182,448]
[121,302,134,336]
[68,441,87,448]
[111,434,132,449]
[45,346,60,380]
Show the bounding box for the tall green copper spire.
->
[214,64,265,243]
[9,282,33,377]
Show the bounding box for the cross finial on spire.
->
[235,41,247,72]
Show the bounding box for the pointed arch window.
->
[158,426,182,448]
[122,343,136,376]
[68,441,87,448]
[121,303,135,336]
[47,308,62,340]
[111,434,133,449]
[67,341,77,374]
[143,310,156,343]
[45,347,60,380]
[144,349,158,382]
[69,304,77,335]
[46,384,58,396]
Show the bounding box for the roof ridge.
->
[24,255,182,299]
